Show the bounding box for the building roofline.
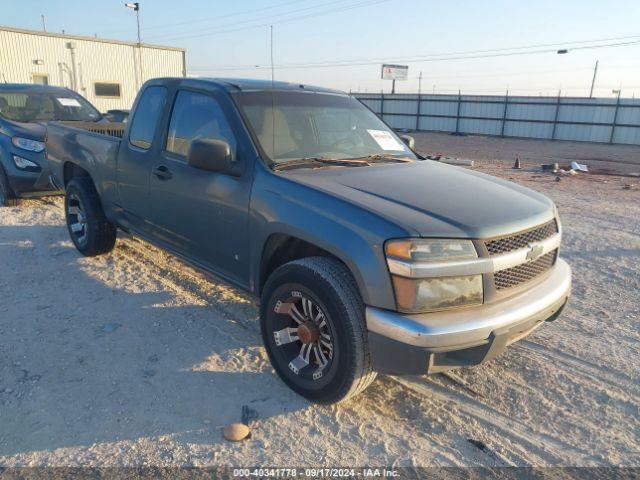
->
[0,25,185,52]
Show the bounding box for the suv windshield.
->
[0,90,101,123]
[235,90,416,166]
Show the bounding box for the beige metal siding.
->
[0,27,185,111]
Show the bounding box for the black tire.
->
[260,256,377,404]
[0,166,20,207]
[65,177,117,256]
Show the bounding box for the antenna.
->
[270,25,276,159]
[270,25,275,84]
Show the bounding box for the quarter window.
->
[128,86,167,150]
[166,91,236,158]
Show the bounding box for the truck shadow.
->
[0,224,309,458]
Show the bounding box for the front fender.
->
[249,168,413,310]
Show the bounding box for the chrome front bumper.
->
[367,259,571,354]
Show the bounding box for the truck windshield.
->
[235,91,416,166]
[0,90,101,123]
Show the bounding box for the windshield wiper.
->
[272,157,371,171]
[347,154,414,164]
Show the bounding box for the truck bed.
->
[45,121,124,196]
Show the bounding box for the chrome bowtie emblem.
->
[526,243,544,261]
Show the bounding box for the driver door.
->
[146,89,252,285]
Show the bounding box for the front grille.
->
[494,250,557,290]
[485,220,558,255]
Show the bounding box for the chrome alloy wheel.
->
[67,193,88,245]
[272,291,334,381]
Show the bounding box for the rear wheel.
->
[65,177,117,256]
[0,166,19,207]
[261,257,377,404]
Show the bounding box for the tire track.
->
[390,375,598,465]
[516,339,639,397]
[116,235,259,327]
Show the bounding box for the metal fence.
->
[354,92,640,146]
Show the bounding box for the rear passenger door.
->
[147,88,252,286]
[117,85,167,230]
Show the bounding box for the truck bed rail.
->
[58,121,125,139]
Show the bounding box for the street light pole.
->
[589,60,599,98]
[125,2,143,88]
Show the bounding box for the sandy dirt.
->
[0,138,639,467]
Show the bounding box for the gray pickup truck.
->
[45,77,571,404]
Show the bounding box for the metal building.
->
[0,25,186,111]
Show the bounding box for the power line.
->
[101,0,315,35]
[189,35,640,71]
[145,0,349,40]
[149,0,390,42]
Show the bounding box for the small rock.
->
[223,423,250,442]
[142,368,156,378]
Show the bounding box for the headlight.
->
[386,238,477,262]
[13,155,40,170]
[12,137,45,153]
[385,238,483,313]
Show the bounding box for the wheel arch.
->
[257,232,370,305]
[63,161,92,188]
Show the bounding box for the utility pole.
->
[418,71,423,95]
[589,60,599,98]
[40,14,46,32]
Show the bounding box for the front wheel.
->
[260,257,377,404]
[65,177,117,256]
[0,166,19,207]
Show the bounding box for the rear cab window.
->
[128,86,167,149]
[165,90,237,160]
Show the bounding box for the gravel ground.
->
[0,139,639,467]
[412,131,640,176]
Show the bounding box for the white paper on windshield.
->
[57,98,82,107]
[367,129,405,151]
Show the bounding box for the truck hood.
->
[283,160,556,238]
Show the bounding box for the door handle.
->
[152,165,173,180]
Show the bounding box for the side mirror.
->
[400,134,415,150]
[187,139,235,175]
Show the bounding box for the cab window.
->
[129,86,167,150]
[165,91,237,159]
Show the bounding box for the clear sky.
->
[4,0,640,97]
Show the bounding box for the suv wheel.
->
[65,177,117,256]
[261,257,377,404]
[0,166,19,207]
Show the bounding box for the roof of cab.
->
[177,77,346,95]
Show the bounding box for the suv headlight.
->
[385,238,483,313]
[12,137,45,153]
